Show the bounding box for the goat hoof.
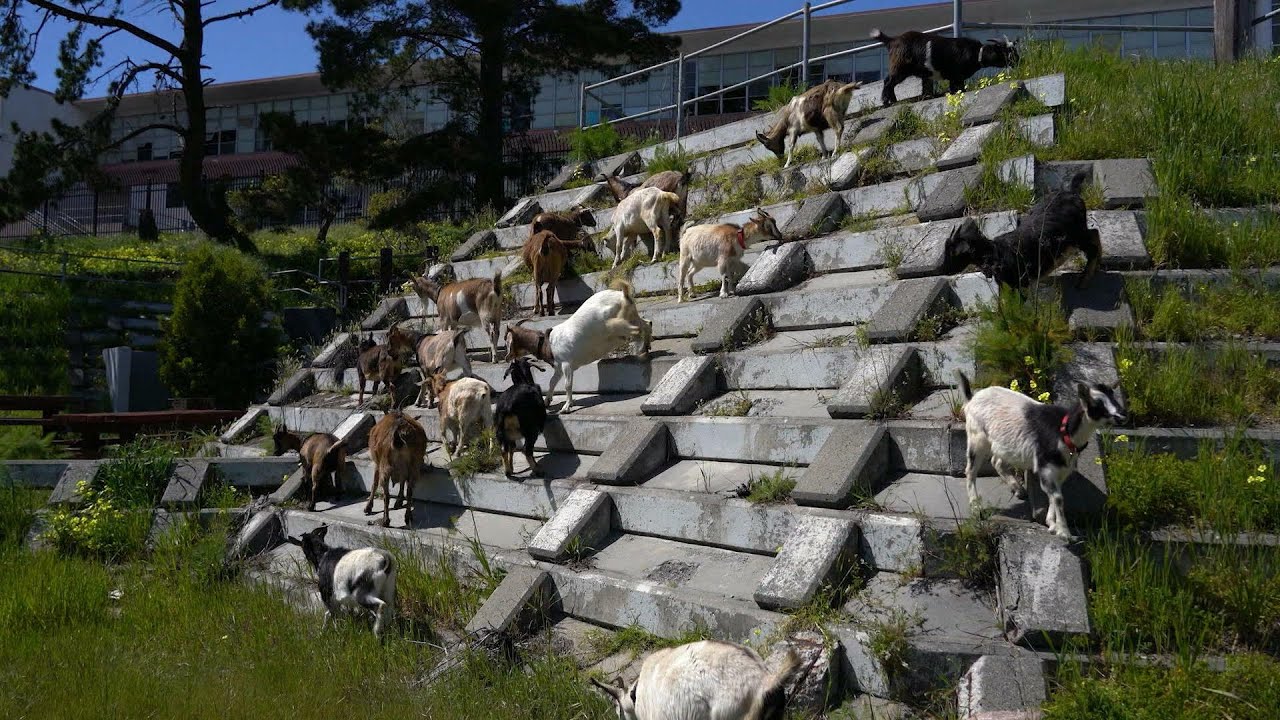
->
[362,507,374,516]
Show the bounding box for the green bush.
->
[365,188,406,221]
[0,275,70,395]
[158,244,280,408]
[567,121,642,162]
[751,80,805,112]
[972,288,1072,395]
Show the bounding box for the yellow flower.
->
[1248,475,1266,485]
[1115,434,1129,443]
[1119,358,1134,372]
[1023,355,1035,366]
[1258,464,1269,473]
[1094,457,1103,465]
[1037,392,1051,402]
[1029,379,1038,390]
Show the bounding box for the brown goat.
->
[365,410,427,528]
[356,324,416,406]
[273,429,347,511]
[414,329,472,408]
[409,271,503,363]
[529,205,597,246]
[520,229,578,317]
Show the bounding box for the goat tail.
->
[870,28,893,43]
[755,648,804,719]
[837,80,862,95]
[955,370,974,402]
[491,268,503,297]
[1067,169,1090,194]
[609,278,635,303]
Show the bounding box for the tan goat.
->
[521,229,588,317]
[413,329,472,407]
[677,208,784,302]
[428,371,495,460]
[606,186,683,266]
[355,323,416,406]
[756,79,861,167]
[272,429,347,512]
[365,410,427,528]
[409,270,503,363]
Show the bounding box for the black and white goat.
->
[286,525,397,638]
[943,170,1101,289]
[591,640,802,720]
[956,372,1127,538]
[494,356,548,479]
[872,28,1018,107]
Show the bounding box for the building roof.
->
[100,151,299,186]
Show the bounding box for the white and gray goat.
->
[605,185,683,266]
[956,371,1127,538]
[287,525,397,638]
[676,207,783,302]
[591,640,802,720]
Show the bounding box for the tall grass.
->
[1115,339,1280,426]
[1126,275,1280,342]
[972,287,1072,391]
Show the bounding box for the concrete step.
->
[311,498,543,551]
[641,458,792,496]
[590,531,774,605]
[873,472,1027,522]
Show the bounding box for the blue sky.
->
[26,0,937,96]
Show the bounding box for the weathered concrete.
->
[864,277,948,342]
[916,165,983,222]
[998,530,1091,647]
[641,356,718,416]
[722,346,878,390]
[606,485,800,553]
[1035,161,1094,196]
[48,461,101,505]
[855,511,925,572]
[937,122,1001,170]
[827,347,924,418]
[763,275,892,329]
[1087,210,1151,269]
[1016,114,1055,148]
[827,147,870,191]
[592,533,772,602]
[210,457,300,488]
[770,631,842,712]
[962,81,1022,125]
[755,515,859,610]
[887,138,937,174]
[311,332,353,368]
[333,411,377,452]
[1022,73,1065,108]
[595,151,641,180]
[361,296,408,331]
[999,154,1036,189]
[450,229,498,262]
[228,506,287,560]
[783,192,846,239]
[496,197,542,228]
[220,406,267,444]
[841,176,918,218]
[586,419,669,485]
[847,574,1001,645]
[665,416,833,465]
[957,653,1048,719]
[0,460,69,488]
[543,161,589,192]
[465,566,555,635]
[160,459,211,507]
[691,296,767,354]
[269,466,308,505]
[1094,158,1156,209]
[528,488,612,562]
[849,106,901,145]
[735,241,810,296]
[268,369,316,406]
[793,424,888,508]
[886,422,968,475]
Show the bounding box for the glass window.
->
[855,51,882,84]
[1122,13,1154,57]
[1089,16,1122,52]
[721,86,746,114]
[1154,10,1187,57]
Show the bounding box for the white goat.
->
[591,640,802,720]
[414,329,472,408]
[505,279,650,414]
[957,371,1127,538]
[287,525,397,639]
[429,373,494,459]
[677,208,784,302]
[605,186,683,267]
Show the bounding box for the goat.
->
[408,270,503,363]
[591,640,803,720]
[286,525,396,639]
[597,169,694,230]
[365,410,427,528]
[429,372,494,460]
[530,204,597,246]
[944,170,1100,289]
[677,207,783,302]
[956,371,1127,538]
[505,279,650,414]
[605,186,683,266]
[355,323,416,406]
[413,329,472,407]
[872,29,1018,107]
[272,428,347,511]
[494,356,548,478]
[755,79,862,167]
[521,229,585,317]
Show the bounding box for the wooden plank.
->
[0,395,81,412]
[48,410,243,428]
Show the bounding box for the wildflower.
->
[1114,434,1129,443]
[1029,379,1038,390]
[1023,355,1035,366]
[1094,457,1103,465]
[1248,475,1266,485]
[1009,379,1021,392]
[1119,358,1134,372]
[1037,391,1051,402]
[1259,464,1269,473]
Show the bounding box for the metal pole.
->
[674,54,685,142]
[801,2,812,85]
[578,81,586,129]
[91,191,99,237]
[953,0,963,37]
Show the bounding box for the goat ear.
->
[1076,382,1091,402]
[589,677,625,703]
[284,536,302,546]
[503,364,513,380]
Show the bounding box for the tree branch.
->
[109,122,186,150]
[110,61,185,95]
[203,0,281,26]
[27,0,183,57]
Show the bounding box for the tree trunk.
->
[315,210,335,245]
[178,0,253,252]
[475,31,507,213]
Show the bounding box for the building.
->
[3,0,1277,236]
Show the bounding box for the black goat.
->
[944,170,1101,289]
[872,29,1018,107]
[495,356,548,479]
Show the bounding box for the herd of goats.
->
[263,29,1128,719]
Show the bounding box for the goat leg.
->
[363,465,381,515]
[502,445,515,477]
[524,437,542,477]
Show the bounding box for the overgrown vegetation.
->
[972,287,1071,393]
[645,144,694,175]
[0,274,71,459]
[567,122,646,163]
[751,80,806,113]
[927,510,999,589]
[963,123,1036,214]
[1126,275,1280,341]
[704,391,754,417]
[738,467,797,504]
[448,429,502,480]
[1115,338,1280,426]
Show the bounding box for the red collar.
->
[1060,414,1078,454]
[736,228,746,250]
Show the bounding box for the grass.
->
[704,391,754,417]
[1115,339,1280,427]
[910,302,969,343]
[838,212,879,235]
[865,607,920,687]
[739,467,797,504]
[1145,197,1280,269]
[585,624,712,664]
[645,144,693,175]
[752,80,806,113]
[927,511,999,590]
[447,429,502,480]
[866,389,907,421]
[963,122,1037,214]
[783,557,863,634]
[972,287,1072,393]
[1126,275,1280,342]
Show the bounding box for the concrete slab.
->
[639,458,765,495]
[962,82,1021,126]
[528,488,612,562]
[49,461,100,505]
[497,197,541,228]
[0,460,69,488]
[865,276,948,342]
[451,229,498,262]
[764,279,891,329]
[723,345,888,391]
[465,566,554,634]
[333,412,376,452]
[736,240,810,296]
[596,152,641,180]
[826,346,924,418]
[1094,158,1156,209]
[793,424,888,509]
[1087,210,1150,269]
[319,501,543,549]
[755,515,859,610]
[586,419,669,486]
[783,192,846,239]
[827,147,871,191]
[641,356,718,416]
[916,165,983,222]
[887,138,938,174]
[543,161,590,193]
[592,532,775,604]
[950,271,999,311]
[665,416,834,466]
[705,388,829,418]
[220,407,267,444]
[875,473,1026,521]
[856,511,925,573]
[160,459,211,507]
[691,296,767,354]
[885,421,968,475]
[1022,73,1065,108]
[212,457,300,488]
[998,530,1091,647]
[1016,114,1055,148]
[999,155,1036,190]
[845,573,1002,642]
[269,466,309,505]
[268,369,316,406]
[841,176,917,219]
[361,296,408,330]
[937,122,1000,171]
[957,652,1047,720]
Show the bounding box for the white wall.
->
[0,86,87,176]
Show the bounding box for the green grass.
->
[740,467,797,504]
[645,145,693,175]
[927,511,999,589]
[751,80,806,113]
[585,624,712,661]
[972,287,1072,394]
[963,122,1037,214]
[1104,437,1279,534]
[704,391,753,417]
[1127,275,1280,342]
[447,429,502,480]
[1115,340,1280,427]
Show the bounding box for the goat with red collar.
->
[676,207,783,303]
[956,371,1127,538]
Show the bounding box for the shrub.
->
[158,244,280,408]
[0,275,70,395]
[567,121,636,162]
[365,188,407,223]
[645,145,693,175]
[751,80,806,112]
[972,288,1071,394]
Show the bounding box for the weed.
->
[783,557,863,634]
[867,388,907,420]
[0,477,46,549]
[1127,275,1280,342]
[705,391,754,417]
[866,608,920,683]
[645,145,693,175]
[562,535,595,568]
[739,467,797,504]
[752,80,806,113]
[879,238,906,277]
[1146,196,1280,269]
[881,108,928,145]
[971,287,1071,392]
[839,212,878,235]
[928,510,999,589]
[601,251,646,286]
[448,429,501,480]
[1115,338,1280,426]
[910,303,969,343]
[567,121,644,162]
[1080,180,1106,210]
[586,624,712,660]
